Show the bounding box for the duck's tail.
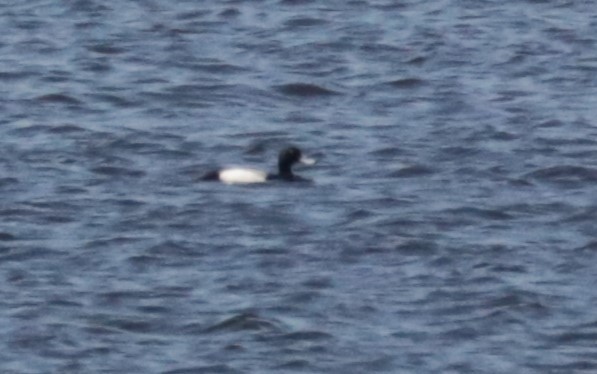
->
[200,170,220,181]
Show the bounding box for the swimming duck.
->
[201,146,315,184]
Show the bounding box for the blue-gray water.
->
[2,1,597,373]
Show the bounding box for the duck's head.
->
[278,147,315,175]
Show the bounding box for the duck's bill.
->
[299,156,316,165]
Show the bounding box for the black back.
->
[200,170,220,181]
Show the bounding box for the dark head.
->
[277,147,315,177]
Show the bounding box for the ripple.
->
[190,62,249,74]
[162,365,240,374]
[277,330,333,341]
[386,77,426,89]
[394,239,439,255]
[0,232,16,241]
[89,93,138,108]
[147,240,202,258]
[526,165,597,185]
[93,317,157,334]
[444,207,514,221]
[275,359,312,370]
[202,312,283,334]
[90,165,146,178]
[0,177,19,187]
[87,44,125,55]
[284,17,328,28]
[532,362,597,372]
[219,8,241,18]
[0,71,37,81]
[553,331,597,344]
[301,276,334,289]
[279,0,316,5]
[339,355,395,373]
[35,93,82,105]
[389,164,435,178]
[127,254,163,268]
[576,240,597,252]
[0,247,64,263]
[274,83,339,97]
[48,123,86,134]
[85,236,145,249]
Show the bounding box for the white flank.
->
[219,168,268,184]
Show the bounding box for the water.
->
[1,1,597,373]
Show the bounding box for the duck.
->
[201,146,315,184]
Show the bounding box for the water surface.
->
[1,1,597,373]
